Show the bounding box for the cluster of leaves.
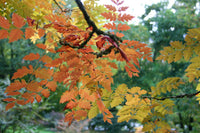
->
[1,0,200,132]
[1,0,152,126]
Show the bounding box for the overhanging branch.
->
[142,91,200,100]
[54,0,123,58]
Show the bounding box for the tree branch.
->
[53,0,72,13]
[55,0,123,58]
[142,91,200,100]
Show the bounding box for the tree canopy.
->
[1,0,200,132]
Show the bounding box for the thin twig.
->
[53,0,72,13]
[142,91,200,100]
[53,0,64,12]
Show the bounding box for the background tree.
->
[0,0,200,133]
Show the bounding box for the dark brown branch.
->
[56,0,123,58]
[53,0,72,13]
[74,0,122,41]
[60,30,95,49]
[74,0,122,56]
[142,91,200,100]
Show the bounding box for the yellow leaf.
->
[170,41,183,49]
[117,114,131,122]
[110,97,124,108]
[88,105,99,119]
[174,51,182,62]
[183,47,193,61]
[167,54,174,63]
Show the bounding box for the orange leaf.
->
[41,89,50,98]
[47,48,56,53]
[97,100,105,112]
[23,53,40,61]
[46,81,57,92]
[27,81,41,92]
[17,100,25,105]
[12,13,25,28]
[78,100,91,109]
[34,68,53,80]
[16,100,26,105]
[60,90,78,103]
[25,28,35,39]
[6,102,15,111]
[0,16,10,29]
[64,112,74,124]
[35,94,42,103]
[6,92,21,96]
[40,55,52,64]
[36,43,47,49]
[104,5,116,12]
[118,13,134,22]
[74,110,88,120]
[25,96,35,104]
[38,28,45,38]
[103,22,116,30]
[101,12,116,21]
[118,23,130,31]
[0,30,9,39]
[22,92,36,99]
[116,32,124,37]
[65,100,78,109]
[9,29,23,43]
[5,79,27,93]
[12,65,33,79]
[118,6,129,12]
[3,98,16,102]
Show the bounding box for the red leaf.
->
[0,16,10,29]
[96,38,106,49]
[3,98,16,102]
[23,53,40,61]
[9,29,23,43]
[27,17,35,26]
[12,13,25,28]
[35,95,42,103]
[5,102,15,111]
[6,92,21,96]
[0,30,9,39]
[16,100,26,105]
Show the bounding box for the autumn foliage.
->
[1,0,200,132]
